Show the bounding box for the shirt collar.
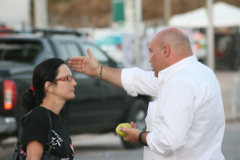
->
[157,55,198,85]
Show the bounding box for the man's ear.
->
[45,81,54,93]
[162,44,170,58]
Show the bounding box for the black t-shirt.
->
[21,106,74,160]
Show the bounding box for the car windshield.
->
[0,40,42,63]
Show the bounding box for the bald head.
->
[153,27,193,57]
[149,27,194,76]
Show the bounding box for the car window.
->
[82,43,109,63]
[66,43,81,57]
[0,40,42,63]
[59,43,81,61]
[59,44,69,61]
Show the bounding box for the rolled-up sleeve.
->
[146,80,198,156]
[121,68,158,97]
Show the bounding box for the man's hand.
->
[69,48,123,88]
[120,121,141,143]
[68,48,101,77]
[130,121,137,128]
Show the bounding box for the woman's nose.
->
[72,79,77,86]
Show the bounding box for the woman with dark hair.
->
[19,58,77,159]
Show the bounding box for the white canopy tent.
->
[169,1,240,28]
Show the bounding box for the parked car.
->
[0,29,151,148]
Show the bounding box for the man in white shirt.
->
[68,27,225,160]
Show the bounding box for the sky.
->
[0,0,30,30]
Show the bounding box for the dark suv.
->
[0,29,150,148]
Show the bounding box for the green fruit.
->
[115,123,132,137]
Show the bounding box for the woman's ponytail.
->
[20,88,42,113]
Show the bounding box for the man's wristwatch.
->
[139,131,148,146]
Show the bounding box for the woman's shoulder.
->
[29,106,49,115]
[23,106,50,123]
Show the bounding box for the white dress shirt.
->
[121,55,225,160]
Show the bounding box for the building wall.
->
[48,0,111,28]
[47,0,240,28]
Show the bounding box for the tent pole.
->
[135,0,142,68]
[34,0,48,28]
[206,0,215,71]
[164,0,171,26]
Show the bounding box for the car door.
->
[80,42,128,129]
[53,39,105,133]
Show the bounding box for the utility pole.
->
[135,0,142,68]
[34,0,48,28]
[164,0,171,26]
[124,0,135,28]
[206,0,215,71]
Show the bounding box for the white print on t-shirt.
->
[51,130,63,149]
[59,155,69,160]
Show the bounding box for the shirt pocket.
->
[145,101,156,131]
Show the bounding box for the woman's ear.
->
[45,81,54,94]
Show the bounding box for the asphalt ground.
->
[1,122,240,160]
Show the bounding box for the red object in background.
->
[3,80,17,110]
[195,42,201,51]
[117,44,122,50]
[215,47,227,59]
[0,25,13,36]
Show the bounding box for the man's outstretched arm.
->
[68,48,123,88]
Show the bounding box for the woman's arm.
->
[26,140,44,160]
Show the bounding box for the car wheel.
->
[121,99,148,149]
